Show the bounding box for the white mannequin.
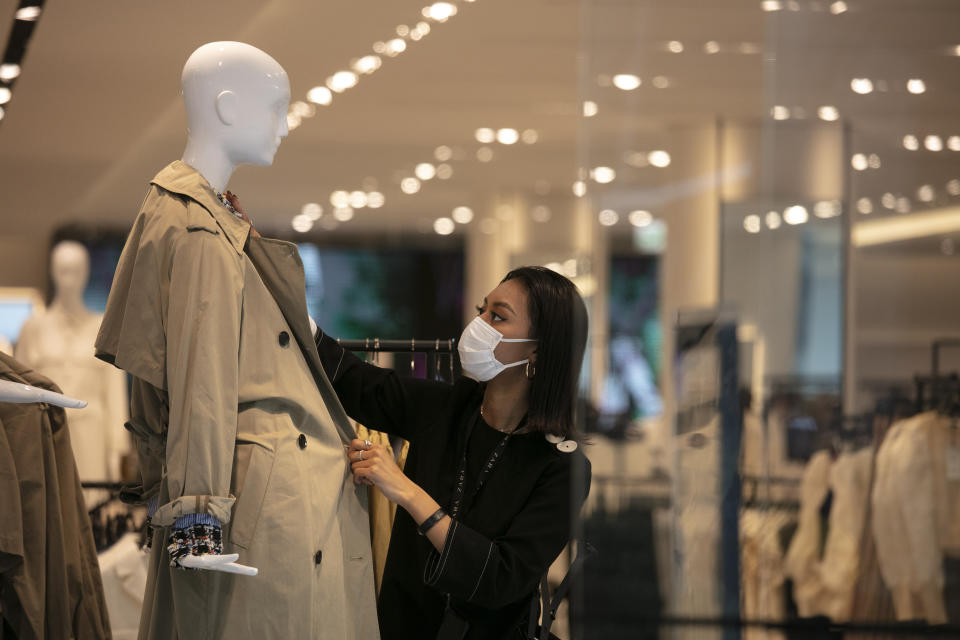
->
[154,41,290,577]
[180,41,289,193]
[15,241,128,488]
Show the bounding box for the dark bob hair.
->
[501,266,589,441]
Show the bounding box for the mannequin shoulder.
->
[138,185,217,237]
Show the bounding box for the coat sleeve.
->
[314,328,456,442]
[152,227,243,527]
[423,454,590,609]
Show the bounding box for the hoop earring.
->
[525,362,536,380]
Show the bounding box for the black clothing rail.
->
[336,338,456,353]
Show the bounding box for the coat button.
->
[298,434,307,449]
[314,550,323,566]
[278,331,290,347]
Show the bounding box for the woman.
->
[314,266,591,639]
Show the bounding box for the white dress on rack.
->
[871,413,947,623]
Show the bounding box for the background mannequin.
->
[16,240,128,498]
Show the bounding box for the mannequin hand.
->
[223,190,261,238]
[0,380,87,408]
[179,554,259,576]
[348,439,414,506]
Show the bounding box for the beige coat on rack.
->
[95,162,379,639]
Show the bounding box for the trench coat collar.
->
[150,160,250,255]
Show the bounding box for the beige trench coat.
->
[95,161,379,639]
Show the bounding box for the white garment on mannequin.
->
[15,241,128,488]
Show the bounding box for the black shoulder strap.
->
[526,541,598,640]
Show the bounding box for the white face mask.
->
[458,316,537,382]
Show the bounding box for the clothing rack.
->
[336,338,456,353]
[337,337,460,382]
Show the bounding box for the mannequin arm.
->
[0,380,87,408]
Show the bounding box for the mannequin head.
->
[50,240,90,303]
[181,42,290,189]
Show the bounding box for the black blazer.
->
[315,330,591,639]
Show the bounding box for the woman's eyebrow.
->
[491,301,515,315]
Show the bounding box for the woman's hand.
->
[348,439,416,507]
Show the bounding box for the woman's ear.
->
[529,347,538,365]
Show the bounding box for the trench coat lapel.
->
[244,236,357,445]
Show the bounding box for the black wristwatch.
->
[417,508,447,536]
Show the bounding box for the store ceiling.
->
[0,0,958,242]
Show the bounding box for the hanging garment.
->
[355,424,409,595]
[817,446,873,621]
[871,414,946,623]
[783,449,832,618]
[923,414,960,558]
[673,418,722,640]
[740,508,793,640]
[99,532,149,640]
[94,161,379,640]
[0,352,112,639]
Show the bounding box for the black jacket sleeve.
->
[423,453,591,609]
[314,328,457,442]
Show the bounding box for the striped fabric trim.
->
[173,512,221,530]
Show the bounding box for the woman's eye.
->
[491,312,505,322]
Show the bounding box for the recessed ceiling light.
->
[330,191,350,208]
[475,128,496,144]
[327,71,358,93]
[907,78,926,94]
[591,167,616,184]
[415,163,437,180]
[648,150,671,167]
[367,192,385,208]
[0,64,21,82]
[434,217,455,235]
[452,207,474,224]
[598,210,619,226]
[829,1,848,14]
[629,210,653,227]
[612,74,641,91]
[744,215,762,233]
[850,78,874,94]
[818,105,839,121]
[784,205,809,225]
[496,128,519,145]
[15,6,41,21]
[292,214,314,233]
[302,203,323,220]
